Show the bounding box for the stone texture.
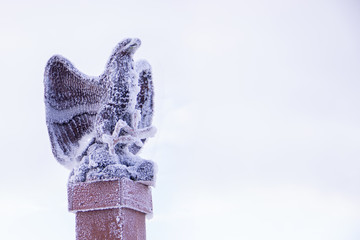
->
[76,208,146,240]
[68,178,153,213]
[68,178,152,240]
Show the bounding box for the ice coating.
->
[44,38,156,183]
[69,143,155,185]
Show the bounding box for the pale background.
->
[0,0,360,239]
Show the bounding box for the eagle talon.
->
[102,111,156,156]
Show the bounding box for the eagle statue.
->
[44,38,156,183]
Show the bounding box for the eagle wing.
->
[129,60,154,154]
[136,60,154,129]
[44,55,108,168]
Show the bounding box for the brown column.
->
[68,178,153,240]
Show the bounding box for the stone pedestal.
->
[68,178,152,240]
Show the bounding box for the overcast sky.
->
[0,0,360,239]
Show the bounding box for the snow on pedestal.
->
[68,178,152,240]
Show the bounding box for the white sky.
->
[0,0,360,239]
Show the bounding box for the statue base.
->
[68,178,152,240]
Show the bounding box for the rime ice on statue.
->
[44,38,155,184]
[44,38,155,240]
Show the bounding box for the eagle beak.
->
[128,38,141,52]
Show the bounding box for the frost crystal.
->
[44,38,156,184]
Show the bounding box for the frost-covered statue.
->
[44,38,156,184]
